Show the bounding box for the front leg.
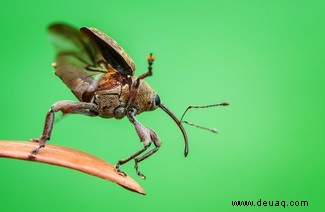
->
[115,108,161,179]
[30,101,98,155]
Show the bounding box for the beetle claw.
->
[29,142,45,156]
[30,138,39,143]
[117,170,127,177]
[135,162,146,179]
[28,153,37,158]
[115,165,127,177]
[137,171,146,180]
[29,147,41,156]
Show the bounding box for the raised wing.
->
[81,27,135,76]
[48,23,107,102]
[49,23,136,102]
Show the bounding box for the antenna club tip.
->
[146,53,155,62]
[222,102,230,106]
[211,129,218,133]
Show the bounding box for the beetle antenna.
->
[180,102,229,122]
[179,102,229,133]
[159,104,189,157]
[181,120,218,133]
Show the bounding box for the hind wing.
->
[48,23,107,101]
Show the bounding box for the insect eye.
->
[154,94,161,106]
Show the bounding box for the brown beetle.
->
[31,23,229,178]
[30,23,189,178]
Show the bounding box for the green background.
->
[0,0,324,211]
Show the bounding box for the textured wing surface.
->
[80,27,135,76]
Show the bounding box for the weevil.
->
[31,23,228,178]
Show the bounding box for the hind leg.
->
[30,101,97,155]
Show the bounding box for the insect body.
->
[31,23,188,178]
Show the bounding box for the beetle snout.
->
[159,103,189,157]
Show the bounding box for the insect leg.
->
[115,108,161,178]
[135,53,155,85]
[134,140,161,179]
[115,144,150,177]
[30,101,97,155]
[178,102,229,133]
[126,54,156,107]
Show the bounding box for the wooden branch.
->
[0,141,145,195]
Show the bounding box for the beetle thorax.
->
[131,79,157,114]
[94,75,157,119]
